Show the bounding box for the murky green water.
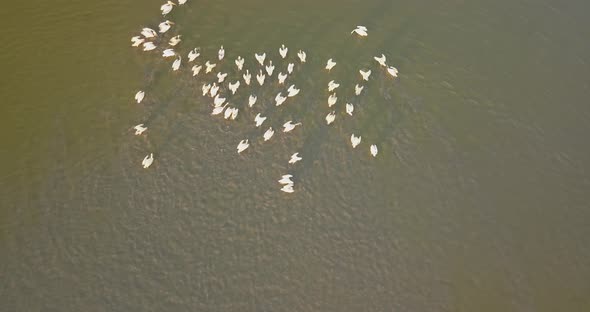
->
[1,0,589,311]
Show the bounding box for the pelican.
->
[325,111,336,125]
[160,1,176,16]
[355,84,364,95]
[265,61,275,76]
[277,72,287,84]
[281,184,294,193]
[346,103,354,116]
[297,50,306,63]
[142,42,157,51]
[263,127,274,141]
[351,25,368,37]
[350,134,362,148]
[326,58,336,71]
[387,66,399,78]
[191,65,202,76]
[328,80,340,92]
[256,70,266,86]
[254,113,266,127]
[188,48,200,62]
[279,44,288,59]
[169,35,181,46]
[217,72,228,83]
[178,0,188,4]
[230,107,239,120]
[289,152,302,164]
[140,27,157,38]
[228,81,240,94]
[211,103,228,115]
[171,56,181,71]
[287,84,300,97]
[275,92,286,106]
[243,70,251,85]
[278,174,293,184]
[255,53,266,66]
[224,106,233,119]
[287,63,294,74]
[374,54,387,67]
[158,20,174,33]
[237,139,249,153]
[131,36,145,47]
[370,144,378,157]
[248,95,257,107]
[213,94,226,107]
[162,48,175,58]
[218,46,225,60]
[210,83,219,97]
[202,83,211,96]
[142,153,154,168]
[283,121,301,132]
[205,61,216,73]
[135,91,145,103]
[328,93,337,107]
[360,69,371,81]
[235,56,244,70]
[134,124,147,135]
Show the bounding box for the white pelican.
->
[275,92,286,106]
[228,81,240,94]
[178,0,188,4]
[134,124,147,135]
[346,103,354,116]
[135,91,145,103]
[265,61,275,76]
[328,80,340,92]
[205,61,216,73]
[351,25,368,37]
[188,48,200,62]
[374,54,387,67]
[243,70,251,85]
[297,50,306,63]
[237,139,249,153]
[326,58,336,71]
[350,134,362,148]
[158,20,174,33]
[328,93,337,107]
[224,106,233,119]
[387,66,399,78]
[325,111,336,125]
[210,83,219,97]
[235,56,244,70]
[142,153,154,168]
[355,84,364,95]
[202,83,211,96]
[287,84,300,97]
[281,184,294,193]
[283,121,301,132]
[171,56,181,71]
[131,36,145,47]
[248,95,257,107]
[162,48,175,58]
[191,65,202,76]
[211,103,228,115]
[213,94,226,107]
[255,53,266,66]
[360,69,371,81]
[230,107,239,120]
[277,72,287,84]
[289,152,302,164]
[370,144,378,157]
[142,42,157,51]
[169,35,181,46]
[160,1,176,16]
[141,27,157,38]
[254,113,266,127]
[256,70,266,86]
[279,44,288,59]
[218,46,225,60]
[217,72,228,83]
[287,63,294,74]
[263,127,274,141]
[278,174,293,184]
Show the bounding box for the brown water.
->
[1,0,589,311]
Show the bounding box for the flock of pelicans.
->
[130,1,400,193]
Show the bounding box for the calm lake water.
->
[1,0,589,311]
